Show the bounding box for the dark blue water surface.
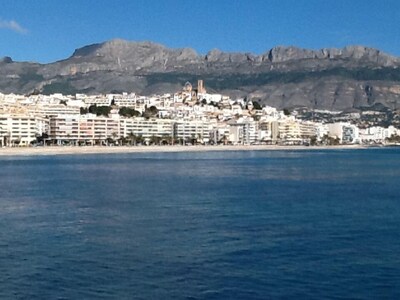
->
[0,148,399,299]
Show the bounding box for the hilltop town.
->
[1,80,399,148]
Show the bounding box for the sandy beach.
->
[0,144,368,156]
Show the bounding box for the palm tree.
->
[219,134,228,145]
[128,131,137,146]
[150,135,161,145]
[197,133,203,145]
[111,131,118,145]
[136,134,144,145]
[161,134,172,145]
[190,134,197,145]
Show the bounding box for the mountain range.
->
[1,39,400,111]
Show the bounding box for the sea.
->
[0,148,399,299]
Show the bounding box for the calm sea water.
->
[0,148,399,299]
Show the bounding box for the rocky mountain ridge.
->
[1,39,400,111]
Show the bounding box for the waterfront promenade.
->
[0,144,366,156]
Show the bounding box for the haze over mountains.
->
[1,39,400,111]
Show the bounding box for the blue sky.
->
[1,0,399,63]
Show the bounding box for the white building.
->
[359,126,398,143]
[0,114,49,146]
[79,95,111,106]
[120,117,173,141]
[49,114,120,145]
[28,104,80,117]
[327,122,360,144]
[173,120,211,143]
[227,118,259,145]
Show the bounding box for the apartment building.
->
[327,122,360,144]
[278,120,302,143]
[277,119,316,144]
[28,104,80,117]
[0,114,49,146]
[173,120,211,143]
[228,119,259,145]
[49,115,120,145]
[79,95,111,107]
[342,125,359,144]
[359,125,398,143]
[120,117,173,140]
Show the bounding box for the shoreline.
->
[0,144,377,157]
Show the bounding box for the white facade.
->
[80,95,111,106]
[359,126,399,143]
[327,122,359,143]
[174,120,211,143]
[49,115,120,145]
[0,114,49,146]
[120,118,173,140]
[228,118,259,145]
[28,104,80,116]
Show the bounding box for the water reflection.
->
[0,148,399,299]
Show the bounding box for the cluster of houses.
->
[0,81,399,147]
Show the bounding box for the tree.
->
[128,133,144,145]
[310,135,318,146]
[190,134,197,145]
[36,133,49,145]
[219,134,228,145]
[88,104,97,114]
[149,105,158,114]
[149,135,161,145]
[283,108,291,116]
[143,105,159,119]
[321,134,340,145]
[96,106,112,117]
[160,134,173,145]
[118,136,128,146]
[106,137,114,145]
[128,131,137,146]
[252,100,262,110]
[385,134,400,143]
[119,107,140,117]
[88,105,112,117]
[111,132,119,144]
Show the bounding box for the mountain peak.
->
[266,45,398,65]
[71,39,166,58]
[267,46,316,62]
[0,56,13,64]
[341,45,398,65]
